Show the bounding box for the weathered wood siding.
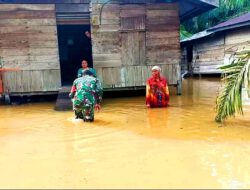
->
[0,4,61,94]
[91,3,121,88]
[56,3,90,25]
[91,2,180,88]
[146,3,180,85]
[224,26,250,65]
[180,46,188,74]
[192,34,225,74]
[188,26,250,74]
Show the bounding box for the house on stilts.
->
[181,12,250,75]
[0,0,218,104]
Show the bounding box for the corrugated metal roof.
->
[208,12,250,32]
[181,12,250,43]
[181,30,214,42]
[179,0,219,21]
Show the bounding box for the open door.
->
[187,45,193,73]
[56,3,92,85]
[57,25,92,85]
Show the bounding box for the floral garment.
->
[146,76,169,108]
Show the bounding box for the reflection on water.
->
[1,78,250,188]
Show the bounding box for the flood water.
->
[1,77,250,189]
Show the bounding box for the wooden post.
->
[0,57,3,94]
[177,79,182,95]
[176,64,182,95]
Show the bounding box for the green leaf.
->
[215,48,250,123]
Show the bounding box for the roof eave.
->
[180,30,214,43]
[180,0,219,21]
[207,21,250,33]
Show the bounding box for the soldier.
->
[69,70,103,122]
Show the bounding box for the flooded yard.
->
[1,77,250,188]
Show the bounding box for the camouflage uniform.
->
[77,68,97,78]
[70,75,103,121]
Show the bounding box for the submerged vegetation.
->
[215,48,250,123]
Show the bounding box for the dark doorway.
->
[187,45,193,72]
[187,45,193,63]
[57,25,93,85]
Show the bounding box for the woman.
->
[146,66,170,108]
[77,60,97,78]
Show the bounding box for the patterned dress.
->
[70,75,103,121]
[77,68,97,78]
[146,76,169,108]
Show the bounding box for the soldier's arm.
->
[95,79,103,104]
[146,80,151,107]
[69,81,77,99]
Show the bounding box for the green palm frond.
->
[180,25,192,40]
[215,48,250,123]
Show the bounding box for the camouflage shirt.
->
[71,75,103,108]
[77,68,97,78]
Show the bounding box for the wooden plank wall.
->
[120,4,146,82]
[224,27,250,65]
[0,4,61,93]
[146,3,180,84]
[192,34,225,74]
[91,3,122,88]
[180,46,188,74]
[56,3,90,25]
[91,2,180,88]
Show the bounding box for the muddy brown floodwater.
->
[0,78,250,188]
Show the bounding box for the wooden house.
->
[0,0,218,100]
[181,12,250,75]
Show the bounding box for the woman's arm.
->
[146,80,151,107]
